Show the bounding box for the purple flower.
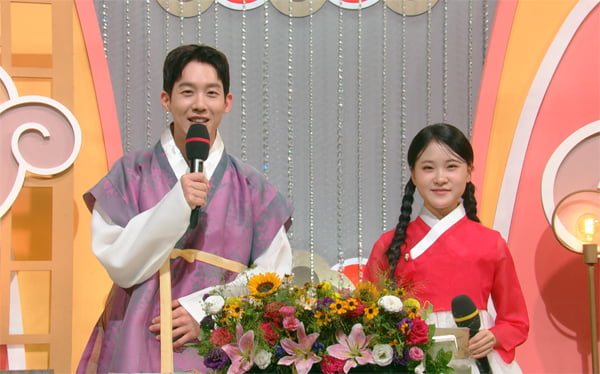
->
[393,347,409,366]
[274,344,286,359]
[200,315,215,329]
[317,297,335,310]
[204,347,230,369]
[312,341,326,353]
[398,318,414,335]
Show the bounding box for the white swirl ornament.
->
[0,95,82,218]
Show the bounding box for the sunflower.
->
[330,300,348,315]
[345,298,358,311]
[315,310,332,326]
[247,272,282,297]
[364,303,379,320]
[222,302,244,320]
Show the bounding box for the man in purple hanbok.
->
[77,45,293,373]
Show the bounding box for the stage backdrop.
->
[85,0,496,279]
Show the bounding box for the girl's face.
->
[411,141,472,219]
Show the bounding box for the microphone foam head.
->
[185,124,210,161]
[451,294,476,318]
[451,294,481,330]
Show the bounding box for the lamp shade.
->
[551,189,600,254]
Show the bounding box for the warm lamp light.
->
[552,189,599,374]
[552,190,600,254]
[577,213,600,243]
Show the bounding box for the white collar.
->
[160,127,224,180]
[419,204,465,228]
[409,204,466,260]
[420,207,441,228]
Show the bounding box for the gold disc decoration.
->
[270,0,327,18]
[385,0,439,16]
[156,0,214,17]
[291,251,355,289]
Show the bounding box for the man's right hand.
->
[180,172,209,209]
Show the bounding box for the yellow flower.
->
[315,310,332,326]
[364,303,379,320]
[330,300,348,315]
[355,281,380,301]
[317,281,333,292]
[247,272,282,297]
[223,302,244,319]
[226,296,241,304]
[400,320,411,335]
[404,298,420,310]
[404,297,421,318]
[346,298,358,311]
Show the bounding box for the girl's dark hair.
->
[162,44,230,97]
[386,123,480,274]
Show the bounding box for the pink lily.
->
[221,323,256,374]
[327,323,375,374]
[278,322,322,374]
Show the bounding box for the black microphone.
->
[451,294,493,374]
[185,124,210,228]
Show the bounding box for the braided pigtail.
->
[386,180,416,275]
[462,181,480,223]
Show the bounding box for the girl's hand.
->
[468,329,496,359]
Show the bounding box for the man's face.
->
[160,60,233,157]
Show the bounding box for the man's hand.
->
[180,172,209,209]
[468,329,496,359]
[149,300,201,349]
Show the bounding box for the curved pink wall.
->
[472,2,599,373]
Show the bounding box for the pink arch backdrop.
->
[471,1,600,373]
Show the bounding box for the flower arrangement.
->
[193,272,453,374]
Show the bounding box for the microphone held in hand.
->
[451,294,493,374]
[185,124,210,228]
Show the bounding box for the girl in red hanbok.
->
[365,123,528,374]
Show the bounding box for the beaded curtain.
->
[94,0,495,275]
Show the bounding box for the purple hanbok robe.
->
[77,140,292,373]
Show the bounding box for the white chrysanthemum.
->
[254,349,273,369]
[377,295,403,312]
[203,295,225,315]
[415,362,426,374]
[372,344,394,366]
